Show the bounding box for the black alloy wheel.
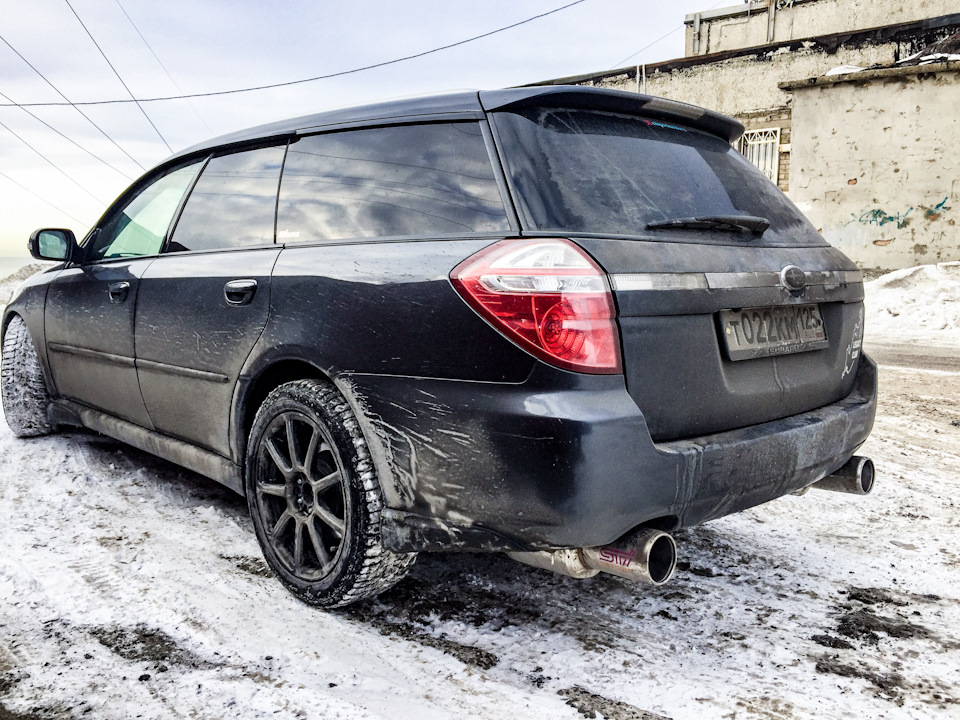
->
[246,380,415,607]
[254,410,347,580]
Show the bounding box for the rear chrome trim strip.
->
[610,270,861,292]
[610,273,708,291]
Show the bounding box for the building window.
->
[739,128,781,183]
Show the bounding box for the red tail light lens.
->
[450,238,622,374]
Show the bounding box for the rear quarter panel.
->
[238,238,538,505]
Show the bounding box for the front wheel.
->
[1,315,53,437]
[245,379,415,607]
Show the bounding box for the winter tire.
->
[1,315,53,437]
[245,379,416,607]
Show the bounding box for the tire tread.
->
[1,315,53,437]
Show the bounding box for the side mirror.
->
[28,228,78,262]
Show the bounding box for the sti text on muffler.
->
[810,455,875,495]
[507,528,677,586]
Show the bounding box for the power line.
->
[0,32,146,170]
[0,116,107,205]
[0,169,92,227]
[63,0,173,152]
[114,0,214,135]
[0,89,132,179]
[610,26,684,69]
[609,0,729,70]
[1,0,589,108]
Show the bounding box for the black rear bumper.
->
[346,354,877,553]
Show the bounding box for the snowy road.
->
[2,265,960,719]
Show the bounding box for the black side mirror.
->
[28,228,78,262]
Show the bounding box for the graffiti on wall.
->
[924,197,950,221]
[844,197,951,238]
[846,207,913,229]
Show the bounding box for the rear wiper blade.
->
[646,215,770,235]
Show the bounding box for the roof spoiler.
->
[479,86,744,143]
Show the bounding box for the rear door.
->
[44,161,202,426]
[134,143,285,456]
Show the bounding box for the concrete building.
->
[534,0,960,271]
[783,59,959,270]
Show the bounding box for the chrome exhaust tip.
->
[811,455,875,495]
[507,528,677,586]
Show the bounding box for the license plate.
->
[719,304,828,361]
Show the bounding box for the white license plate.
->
[719,304,828,361]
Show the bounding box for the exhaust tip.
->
[855,456,875,494]
[810,455,875,495]
[581,529,678,585]
[646,532,678,585]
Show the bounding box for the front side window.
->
[277,122,510,242]
[168,144,286,253]
[86,162,202,262]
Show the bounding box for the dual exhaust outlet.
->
[508,455,874,586]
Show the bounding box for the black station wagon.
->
[2,87,877,607]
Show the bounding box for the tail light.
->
[450,238,621,374]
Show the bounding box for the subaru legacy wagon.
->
[2,86,877,607]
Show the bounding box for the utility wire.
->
[2,0,589,107]
[610,26,684,69]
[0,168,90,226]
[0,33,146,170]
[113,0,213,135]
[0,90,132,179]
[0,116,107,205]
[63,0,173,152]
[609,0,729,70]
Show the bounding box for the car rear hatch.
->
[485,88,865,441]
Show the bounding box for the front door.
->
[44,161,203,426]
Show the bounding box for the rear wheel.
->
[1,315,53,437]
[245,379,415,607]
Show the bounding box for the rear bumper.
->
[661,353,877,528]
[345,354,877,553]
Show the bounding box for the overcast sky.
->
[0,0,723,258]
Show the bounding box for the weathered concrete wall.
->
[591,42,897,118]
[786,66,960,271]
[685,0,960,56]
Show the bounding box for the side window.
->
[277,122,510,242]
[168,144,286,252]
[86,161,202,262]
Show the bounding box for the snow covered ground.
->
[1,265,959,720]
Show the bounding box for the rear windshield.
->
[493,108,825,246]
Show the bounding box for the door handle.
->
[224,278,258,306]
[108,281,130,304]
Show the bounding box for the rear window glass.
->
[277,122,509,242]
[493,108,824,245]
[169,144,285,253]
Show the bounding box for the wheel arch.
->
[233,352,402,510]
[233,357,328,467]
[2,307,57,400]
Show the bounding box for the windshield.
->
[493,108,825,246]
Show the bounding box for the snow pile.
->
[896,31,960,66]
[825,64,865,76]
[0,263,52,305]
[864,262,960,342]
